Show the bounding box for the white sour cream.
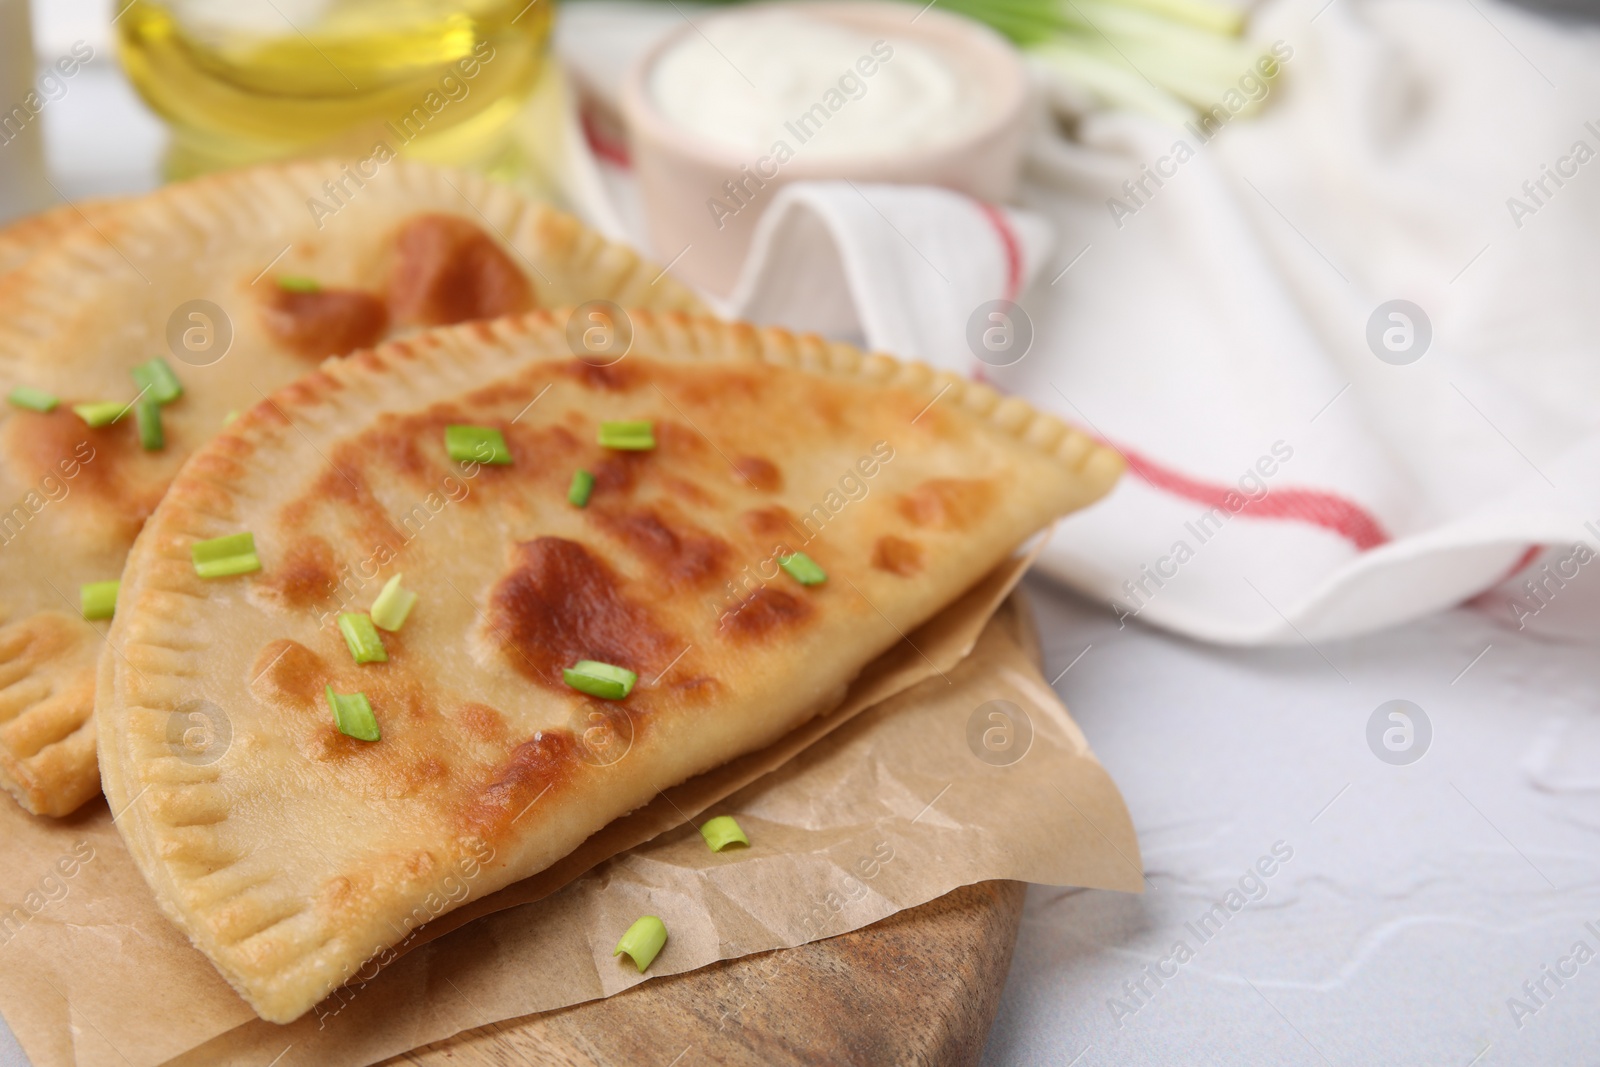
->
[648,11,989,162]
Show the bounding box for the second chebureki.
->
[0,160,701,819]
[97,309,1124,1024]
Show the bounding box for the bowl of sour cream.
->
[619,1,1030,296]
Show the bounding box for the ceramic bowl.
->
[619,1,1030,296]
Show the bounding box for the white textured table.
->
[6,4,1600,1067]
[983,576,1600,1067]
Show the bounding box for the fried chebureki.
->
[0,160,700,816]
[97,310,1123,1023]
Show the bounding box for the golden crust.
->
[0,160,703,818]
[0,198,119,275]
[0,611,101,816]
[97,309,1123,1022]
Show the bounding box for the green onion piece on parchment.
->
[700,815,750,852]
[614,916,667,973]
[597,420,655,451]
[191,531,261,578]
[130,358,183,405]
[8,386,58,413]
[370,574,417,632]
[135,397,164,451]
[444,425,511,465]
[72,401,128,428]
[325,686,380,742]
[277,275,321,293]
[568,469,595,507]
[778,552,827,586]
[563,659,637,701]
[80,580,119,621]
[337,613,388,664]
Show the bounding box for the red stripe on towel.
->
[1498,544,1544,581]
[581,110,631,169]
[1117,444,1392,551]
[1464,543,1544,609]
[975,201,1023,303]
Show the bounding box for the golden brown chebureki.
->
[97,310,1122,1023]
[0,160,701,817]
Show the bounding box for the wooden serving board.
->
[393,880,1026,1067]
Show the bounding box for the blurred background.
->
[5,0,1600,1064]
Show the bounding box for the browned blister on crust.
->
[96,309,1124,1023]
[0,160,703,818]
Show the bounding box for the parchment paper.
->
[0,560,1141,1067]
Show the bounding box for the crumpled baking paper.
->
[0,558,1140,1067]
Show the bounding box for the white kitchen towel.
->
[725,183,1054,370]
[555,0,1600,646]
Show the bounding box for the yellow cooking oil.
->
[116,0,555,180]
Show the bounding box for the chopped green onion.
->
[191,531,261,578]
[130,358,183,405]
[597,420,655,451]
[614,915,667,973]
[135,397,164,451]
[444,425,511,465]
[277,275,321,293]
[223,410,238,426]
[700,815,749,852]
[72,401,127,428]
[568,469,595,507]
[563,659,637,701]
[325,685,380,742]
[778,552,827,586]
[80,579,119,621]
[8,386,58,413]
[370,574,417,632]
[337,613,388,663]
